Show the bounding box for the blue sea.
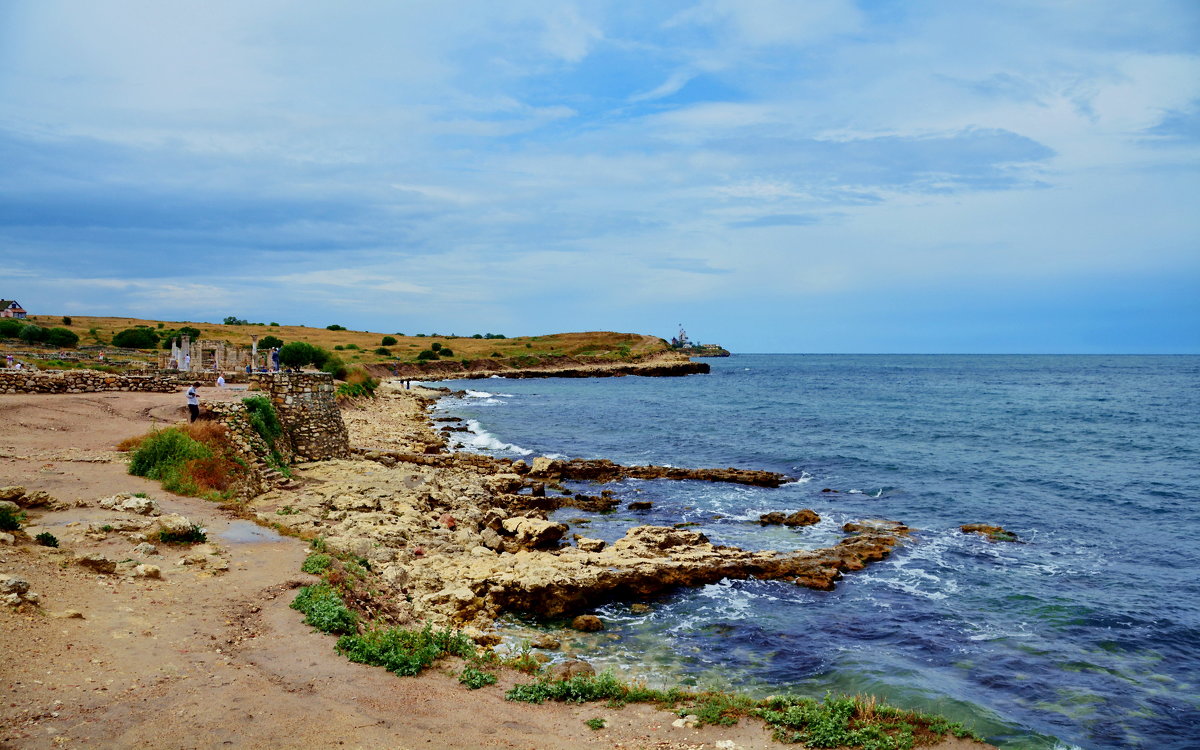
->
[427,355,1200,749]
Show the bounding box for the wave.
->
[449,419,533,456]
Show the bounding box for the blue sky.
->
[1,0,1197,352]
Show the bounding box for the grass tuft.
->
[291,583,358,635]
[335,623,476,677]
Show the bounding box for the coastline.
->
[1,381,996,749]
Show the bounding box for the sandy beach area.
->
[0,384,991,750]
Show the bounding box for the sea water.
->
[426,355,1200,750]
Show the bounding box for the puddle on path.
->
[217,520,286,544]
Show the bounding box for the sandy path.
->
[0,391,791,750]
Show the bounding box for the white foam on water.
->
[451,419,533,456]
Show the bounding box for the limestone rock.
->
[0,486,25,503]
[156,514,199,537]
[575,537,606,553]
[133,564,162,579]
[133,542,159,556]
[20,490,54,508]
[759,509,820,527]
[0,574,30,596]
[571,614,604,632]
[547,659,595,681]
[76,553,117,575]
[500,517,567,550]
[0,532,14,545]
[961,523,1018,542]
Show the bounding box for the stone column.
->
[181,335,191,372]
[250,335,259,373]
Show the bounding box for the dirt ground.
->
[0,389,991,750]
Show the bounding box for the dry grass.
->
[18,314,667,366]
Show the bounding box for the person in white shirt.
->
[186,382,201,422]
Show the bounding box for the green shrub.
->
[46,327,79,348]
[242,396,283,443]
[491,352,502,357]
[430,342,442,351]
[506,671,634,705]
[459,666,498,689]
[334,344,345,350]
[0,318,23,338]
[159,523,207,545]
[320,354,348,380]
[439,348,454,357]
[0,505,26,531]
[224,316,249,326]
[380,336,397,346]
[326,324,346,331]
[61,316,72,326]
[584,718,606,730]
[19,325,49,344]
[291,583,358,635]
[35,532,59,547]
[112,327,159,348]
[128,428,210,482]
[259,335,284,350]
[279,341,328,369]
[416,350,438,360]
[374,347,391,355]
[335,623,475,677]
[301,553,333,574]
[472,333,483,339]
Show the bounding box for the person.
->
[245,363,252,375]
[4,354,12,368]
[186,382,201,423]
[184,353,191,371]
[216,374,226,388]
[271,347,280,372]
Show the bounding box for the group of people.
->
[4,353,22,370]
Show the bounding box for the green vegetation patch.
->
[459,665,499,689]
[35,532,60,547]
[291,583,358,635]
[0,505,27,531]
[127,428,211,495]
[335,623,476,677]
[242,396,283,443]
[301,552,333,574]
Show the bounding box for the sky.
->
[1,0,1198,353]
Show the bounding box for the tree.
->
[223,316,249,326]
[326,324,346,331]
[259,335,284,350]
[278,341,328,369]
[380,336,397,346]
[112,328,159,348]
[46,327,80,348]
[0,319,23,338]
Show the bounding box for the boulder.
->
[961,524,1019,542]
[759,509,820,527]
[133,542,159,556]
[76,554,117,575]
[0,486,26,503]
[571,615,604,632]
[576,537,606,553]
[528,457,562,477]
[20,490,54,508]
[547,659,595,681]
[500,517,567,550]
[156,514,199,537]
[0,574,30,596]
[628,501,653,510]
[0,532,14,545]
[530,634,561,650]
[133,564,161,579]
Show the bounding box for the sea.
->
[424,354,1200,750]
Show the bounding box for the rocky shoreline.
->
[258,382,914,638]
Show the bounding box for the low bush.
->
[301,552,333,574]
[326,324,346,331]
[35,532,59,547]
[20,325,49,344]
[459,666,498,689]
[0,318,23,338]
[335,623,475,677]
[112,327,158,348]
[380,336,397,346]
[375,347,391,355]
[321,354,348,380]
[0,505,26,531]
[430,342,442,351]
[127,423,243,499]
[46,327,79,347]
[279,341,328,369]
[242,396,283,443]
[291,583,358,635]
[439,348,454,357]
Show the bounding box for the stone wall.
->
[0,370,177,394]
[247,372,349,461]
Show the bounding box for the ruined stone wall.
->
[0,370,177,394]
[247,372,349,461]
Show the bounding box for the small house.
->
[0,300,27,319]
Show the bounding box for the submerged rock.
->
[961,524,1019,542]
[759,509,820,527]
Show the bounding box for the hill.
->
[10,314,668,367]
